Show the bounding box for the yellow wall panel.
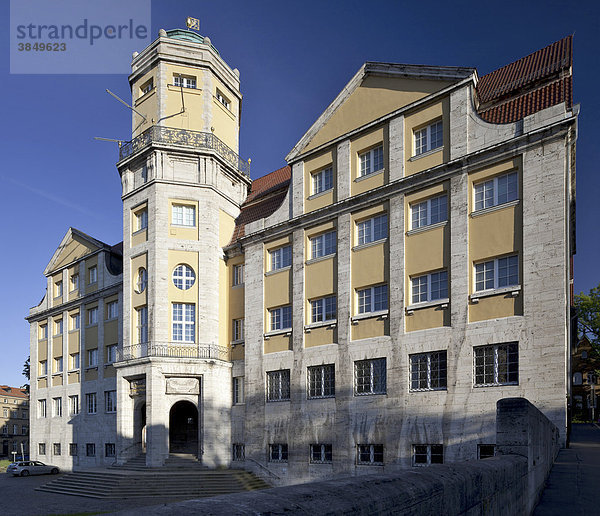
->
[85,326,98,350]
[405,225,448,276]
[231,345,245,361]
[67,372,79,384]
[352,242,387,289]
[104,365,116,378]
[85,368,98,381]
[131,228,147,247]
[406,306,449,332]
[104,320,118,345]
[264,335,291,353]
[52,375,63,387]
[68,330,79,354]
[37,378,47,389]
[305,326,336,347]
[351,318,388,340]
[265,269,291,309]
[38,340,47,361]
[305,258,336,300]
[52,336,62,358]
[469,294,523,322]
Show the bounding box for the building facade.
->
[28,30,577,483]
[1,385,29,460]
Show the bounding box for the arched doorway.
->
[169,401,198,454]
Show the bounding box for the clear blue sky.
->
[0,0,598,387]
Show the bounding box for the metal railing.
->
[118,125,250,176]
[117,342,230,362]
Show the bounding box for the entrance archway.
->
[169,401,198,454]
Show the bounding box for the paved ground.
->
[0,472,201,516]
[533,423,600,515]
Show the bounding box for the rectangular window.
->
[233,264,244,286]
[88,307,98,325]
[411,271,448,304]
[70,313,80,331]
[39,443,46,455]
[107,301,119,320]
[53,443,61,456]
[312,167,333,195]
[411,194,448,229]
[474,343,519,386]
[233,377,244,404]
[22,426,28,435]
[69,443,78,456]
[478,444,496,459]
[475,255,519,292]
[38,399,46,418]
[233,318,244,342]
[69,395,79,415]
[173,74,196,89]
[39,360,47,376]
[311,296,337,323]
[105,391,116,413]
[69,353,80,370]
[355,358,386,395]
[359,145,384,177]
[172,303,195,342]
[414,120,443,156]
[105,443,116,457]
[86,393,97,414]
[106,344,117,364]
[232,443,245,461]
[88,349,98,367]
[357,214,387,245]
[310,231,336,259]
[216,90,230,109]
[410,351,447,391]
[307,364,335,399]
[269,443,288,462]
[357,284,388,314]
[474,171,518,211]
[140,79,153,95]
[86,443,96,457]
[39,324,48,340]
[357,444,384,465]
[53,397,62,417]
[413,444,444,466]
[172,204,196,226]
[267,370,290,402]
[137,306,148,344]
[310,444,333,464]
[89,266,97,284]
[135,209,148,231]
[270,306,292,331]
[269,245,292,271]
[55,280,63,298]
[70,274,79,291]
[54,319,63,336]
[53,357,63,374]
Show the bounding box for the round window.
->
[136,268,147,294]
[173,264,196,290]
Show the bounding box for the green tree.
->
[575,285,600,352]
[22,356,30,381]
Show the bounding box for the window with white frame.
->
[53,356,63,374]
[269,245,292,271]
[307,364,335,399]
[233,443,245,461]
[55,280,63,298]
[216,90,230,109]
[105,391,116,413]
[107,300,118,320]
[269,443,288,462]
[172,204,196,226]
[174,74,196,89]
[39,360,47,376]
[474,255,519,292]
[233,318,244,342]
[172,303,195,342]
[86,393,97,414]
[89,266,97,284]
[233,377,244,404]
[86,443,96,457]
[269,306,292,331]
[410,351,447,391]
[54,319,63,335]
[414,120,443,156]
[357,284,388,314]
[233,264,244,286]
[69,352,80,370]
[355,358,386,395]
[357,214,387,245]
[70,313,80,331]
[53,397,62,417]
[310,231,336,259]
[478,444,496,459]
[136,268,147,293]
[311,296,336,323]
[411,271,448,304]
[69,395,79,415]
[137,306,148,343]
[413,444,444,465]
[267,369,290,402]
[359,145,384,177]
[474,343,518,386]
[411,194,448,229]
[39,324,48,340]
[105,443,116,457]
[70,273,79,291]
[312,166,333,195]
[474,171,518,211]
[172,264,196,290]
[87,349,98,367]
[38,399,46,418]
[135,209,148,231]
[357,444,383,465]
[310,444,332,464]
[88,307,98,325]
[106,344,117,363]
[140,79,153,95]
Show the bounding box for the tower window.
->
[172,204,196,227]
[216,90,230,110]
[172,264,196,290]
[140,79,153,95]
[174,74,196,89]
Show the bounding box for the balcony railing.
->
[118,125,250,176]
[117,342,230,362]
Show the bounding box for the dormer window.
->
[174,74,196,89]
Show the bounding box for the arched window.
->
[573,372,583,385]
[172,264,195,290]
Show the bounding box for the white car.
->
[6,461,59,476]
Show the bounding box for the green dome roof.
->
[166,29,220,55]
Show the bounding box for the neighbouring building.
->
[1,385,29,459]
[27,29,577,483]
[571,336,599,421]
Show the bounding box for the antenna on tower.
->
[93,136,124,147]
[106,89,147,123]
[186,16,200,31]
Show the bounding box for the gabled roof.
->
[0,385,28,399]
[476,36,573,123]
[44,227,111,276]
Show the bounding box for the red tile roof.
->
[244,165,291,204]
[0,385,28,398]
[477,36,573,123]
